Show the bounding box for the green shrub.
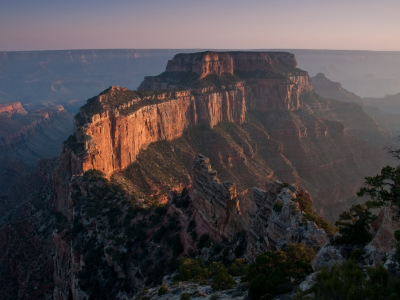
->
[158,284,168,296]
[350,248,366,262]
[181,293,191,300]
[229,258,248,276]
[247,244,315,300]
[173,235,184,257]
[177,258,210,281]
[212,268,235,290]
[334,203,376,245]
[210,295,219,300]
[197,234,212,249]
[295,260,400,300]
[273,200,284,212]
[394,230,400,242]
[294,197,337,235]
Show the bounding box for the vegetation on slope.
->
[71,170,183,299]
[293,196,337,235]
[295,260,400,300]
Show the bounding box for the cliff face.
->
[191,154,241,240]
[139,51,312,112]
[163,52,297,78]
[63,51,311,175]
[72,86,246,180]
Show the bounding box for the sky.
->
[1,0,400,51]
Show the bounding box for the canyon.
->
[1,51,398,299]
[55,51,388,220]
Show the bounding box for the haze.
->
[1,0,400,51]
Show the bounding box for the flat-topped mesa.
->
[139,51,313,111]
[164,51,298,78]
[54,51,313,218]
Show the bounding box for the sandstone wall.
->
[76,88,246,178]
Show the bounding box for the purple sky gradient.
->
[1,0,400,51]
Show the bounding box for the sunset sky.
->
[1,0,400,51]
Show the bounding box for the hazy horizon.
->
[1,0,400,52]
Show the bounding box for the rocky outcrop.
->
[247,183,327,260]
[162,51,297,78]
[191,154,241,239]
[311,73,362,103]
[0,102,28,116]
[49,52,388,299]
[190,154,328,261]
[0,104,71,155]
[60,86,246,184]
[299,206,400,292]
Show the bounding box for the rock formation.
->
[0,102,28,116]
[0,104,73,164]
[247,184,327,259]
[311,73,362,103]
[191,154,241,239]
[54,51,388,221]
[190,154,328,261]
[310,74,390,147]
[299,205,400,293]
